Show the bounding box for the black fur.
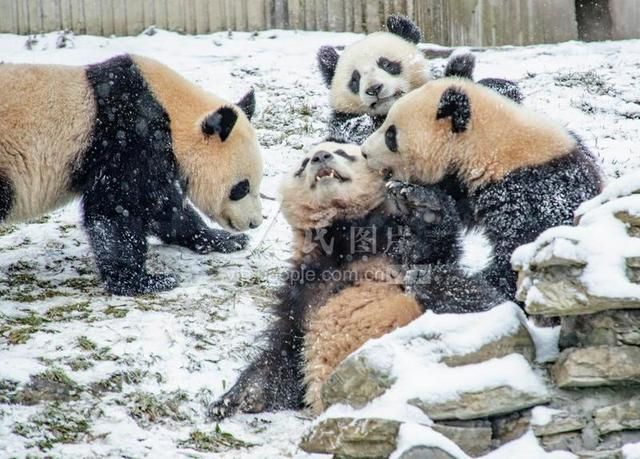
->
[236,89,256,120]
[209,183,503,419]
[201,106,238,141]
[444,53,476,79]
[469,138,602,298]
[437,87,471,133]
[74,55,246,296]
[478,78,523,104]
[386,15,422,44]
[0,172,13,221]
[317,45,340,87]
[326,111,385,144]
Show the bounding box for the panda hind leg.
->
[151,202,248,254]
[83,201,177,296]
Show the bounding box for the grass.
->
[11,368,82,405]
[104,305,129,318]
[125,390,190,427]
[13,403,92,450]
[45,301,90,321]
[178,425,255,453]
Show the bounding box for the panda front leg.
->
[386,181,463,265]
[82,202,177,296]
[405,264,505,314]
[151,200,248,254]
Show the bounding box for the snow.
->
[530,406,563,427]
[0,28,639,457]
[624,442,640,459]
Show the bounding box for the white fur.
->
[330,32,429,116]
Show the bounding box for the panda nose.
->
[311,150,333,163]
[249,221,258,229]
[365,83,383,97]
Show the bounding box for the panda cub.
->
[317,15,429,144]
[362,77,603,298]
[0,55,263,295]
[209,143,502,418]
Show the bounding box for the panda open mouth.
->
[314,167,349,183]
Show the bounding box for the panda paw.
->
[193,230,249,254]
[105,272,178,296]
[387,180,446,223]
[208,381,267,421]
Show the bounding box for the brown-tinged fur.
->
[279,143,422,413]
[0,64,95,222]
[303,259,420,413]
[363,78,576,189]
[132,56,262,228]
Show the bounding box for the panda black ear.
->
[202,106,238,142]
[317,46,340,87]
[436,87,471,134]
[236,89,256,120]
[477,78,524,104]
[444,52,475,79]
[386,15,422,44]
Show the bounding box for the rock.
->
[322,354,395,410]
[322,305,536,411]
[539,431,583,452]
[532,411,586,436]
[432,422,492,456]
[594,398,640,434]
[491,410,531,446]
[441,323,535,366]
[300,417,400,458]
[397,446,459,459]
[616,211,640,237]
[575,449,623,459]
[552,346,640,388]
[560,310,640,347]
[410,385,550,421]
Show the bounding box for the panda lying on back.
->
[362,77,602,299]
[317,15,429,144]
[0,55,263,295]
[209,143,502,418]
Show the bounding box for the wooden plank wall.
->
[0,0,410,36]
[0,0,636,45]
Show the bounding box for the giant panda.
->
[0,54,263,295]
[361,77,603,299]
[209,142,503,418]
[317,15,429,144]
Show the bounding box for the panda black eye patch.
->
[378,57,402,76]
[229,179,250,201]
[348,70,361,94]
[294,158,310,177]
[385,125,398,152]
[334,149,356,162]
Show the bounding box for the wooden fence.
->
[0,0,637,45]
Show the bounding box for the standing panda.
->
[317,15,429,144]
[209,143,503,418]
[361,77,603,299]
[0,54,263,295]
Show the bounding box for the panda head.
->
[361,78,574,189]
[317,15,429,117]
[279,142,385,230]
[186,89,263,231]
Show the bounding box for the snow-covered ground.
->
[0,29,639,458]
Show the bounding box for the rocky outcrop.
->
[511,173,640,457]
[301,174,640,459]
